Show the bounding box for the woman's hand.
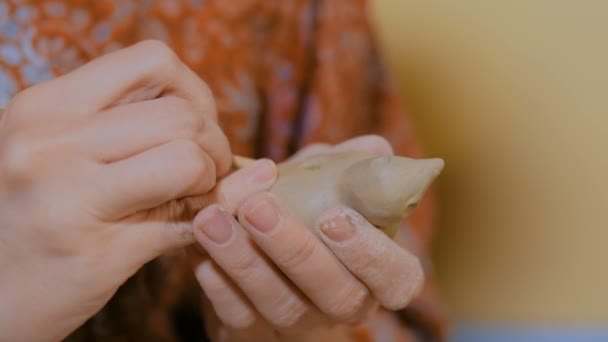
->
[0,40,267,342]
[192,136,424,342]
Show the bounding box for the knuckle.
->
[162,95,192,114]
[136,40,180,77]
[175,141,215,193]
[355,248,383,273]
[199,269,228,298]
[7,88,36,116]
[175,140,203,164]
[268,291,307,328]
[278,234,318,269]
[323,284,368,321]
[163,96,201,133]
[210,128,232,176]
[222,309,257,330]
[187,78,216,122]
[229,251,262,281]
[1,136,38,182]
[347,237,387,274]
[198,81,215,106]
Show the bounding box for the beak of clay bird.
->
[341,156,444,228]
[399,157,444,212]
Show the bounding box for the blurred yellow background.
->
[371,0,608,325]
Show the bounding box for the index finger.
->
[237,193,371,321]
[183,158,278,216]
[108,159,277,268]
[29,40,216,118]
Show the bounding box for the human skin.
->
[0,40,276,342]
[192,136,430,342]
[0,39,429,342]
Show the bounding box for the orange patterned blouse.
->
[0,0,446,341]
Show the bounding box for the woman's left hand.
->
[191,136,425,342]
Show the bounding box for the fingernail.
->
[320,208,358,242]
[196,206,233,245]
[244,198,280,233]
[247,159,276,185]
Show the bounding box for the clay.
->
[264,151,444,238]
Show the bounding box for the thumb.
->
[110,159,277,269]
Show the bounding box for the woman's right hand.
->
[0,40,272,342]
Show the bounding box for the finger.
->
[80,95,231,172]
[98,139,216,218]
[95,160,275,279]
[199,291,278,342]
[317,207,424,311]
[109,158,277,270]
[203,159,277,215]
[107,217,197,273]
[237,193,373,322]
[332,135,394,156]
[173,158,277,219]
[195,258,258,329]
[193,205,311,329]
[80,96,205,162]
[27,40,216,118]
